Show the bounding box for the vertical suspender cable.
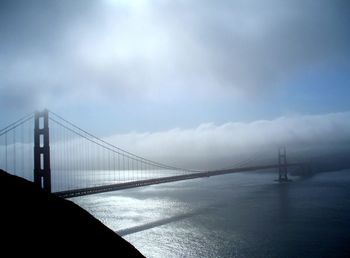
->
[5,132,7,171]
[13,128,16,175]
[21,121,24,178]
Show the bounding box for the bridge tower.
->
[34,109,51,192]
[278,146,288,182]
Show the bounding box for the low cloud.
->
[105,112,350,170]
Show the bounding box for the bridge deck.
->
[55,163,301,198]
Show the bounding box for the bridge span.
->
[0,110,305,198]
[55,163,301,198]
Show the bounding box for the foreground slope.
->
[0,169,145,257]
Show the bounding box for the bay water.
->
[73,169,350,257]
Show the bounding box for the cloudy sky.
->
[1,0,350,168]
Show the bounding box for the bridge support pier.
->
[34,109,51,192]
[278,146,289,182]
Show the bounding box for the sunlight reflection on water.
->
[73,170,350,258]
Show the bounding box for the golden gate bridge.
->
[0,110,304,198]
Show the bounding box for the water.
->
[73,170,350,257]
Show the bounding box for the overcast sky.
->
[1,0,350,168]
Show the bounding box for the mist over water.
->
[73,169,350,257]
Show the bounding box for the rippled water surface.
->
[73,170,350,257]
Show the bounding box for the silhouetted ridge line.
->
[0,169,145,257]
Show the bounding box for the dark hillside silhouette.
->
[0,169,145,257]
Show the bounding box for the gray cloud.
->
[157,0,350,93]
[105,112,350,170]
[0,0,349,114]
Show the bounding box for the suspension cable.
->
[48,111,201,173]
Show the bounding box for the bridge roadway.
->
[55,163,302,198]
